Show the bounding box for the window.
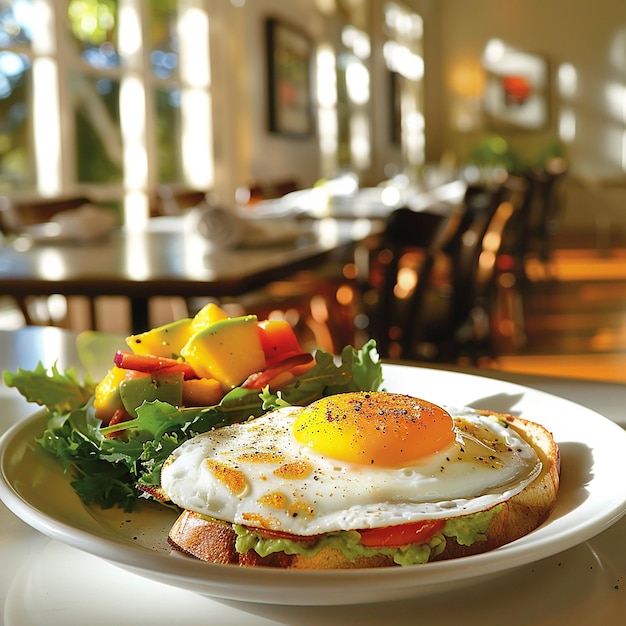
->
[68,0,123,185]
[148,1,183,184]
[383,2,425,168]
[0,0,35,191]
[317,18,371,179]
[0,0,212,225]
[339,24,371,171]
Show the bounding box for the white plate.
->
[1,364,626,606]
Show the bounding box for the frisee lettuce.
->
[3,362,96,414]
[3,340,383,512]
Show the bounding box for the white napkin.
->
[188,203,245,249]
[19,204,118,244]
[50,204,118,241]
[189,203,305,249]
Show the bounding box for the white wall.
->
[437,0,626,174]
[208,0,422,200]
[436,0,626,238]
[208,0,325,204]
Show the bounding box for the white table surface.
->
[1,327,625,625]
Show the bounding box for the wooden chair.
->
[441,175,531,361]
[366,206,450,360]
[0,195,101,329]
[237,179,300,205]
[153,186,208,216]
[367,176,531,364]
[369,184,506,362]
[523,159,568,275]
[0,195,92,235]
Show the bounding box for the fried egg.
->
[161,392,542,535]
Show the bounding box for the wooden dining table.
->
[0,215,383,333]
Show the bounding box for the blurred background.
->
[1,0,625,383]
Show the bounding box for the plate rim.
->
[2,364,626,605]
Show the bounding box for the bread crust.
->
[167,413,559,569]
[432,412,560,561]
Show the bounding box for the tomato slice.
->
[250,520,445,549]
[358,520,445,548]
[257,319,304,364]
[113,350,198,379]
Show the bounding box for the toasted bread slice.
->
[167,414,559,569]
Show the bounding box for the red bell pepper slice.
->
[113,350,198,379]
[241,352,314,389]
[103,408,133,437]
[257,319,304,364]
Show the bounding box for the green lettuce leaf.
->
[4,363,95,414]
[261,340,382,407]
[75,330,128,380]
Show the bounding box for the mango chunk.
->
[182,377,223,406]
[126,317,192,358]
[180,315,266,389]
[93,366,127,422]
[190,302,229,335]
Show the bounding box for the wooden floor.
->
[485,247,626,384]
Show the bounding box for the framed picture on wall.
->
[266,17,314,137]
[483,48,549,131]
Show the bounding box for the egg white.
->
[160,406,542,536]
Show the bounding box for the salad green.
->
[3,339,383,512]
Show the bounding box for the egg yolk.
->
[292,392,455,467]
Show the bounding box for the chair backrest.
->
[241,179,300,205]
[523,160,568,262]
[0,195,92,234]
[441,183,496,258]
[446,182,504,330]
[371,207,449,359]
[445,175,530,355]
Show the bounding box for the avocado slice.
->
[126,318,193,358]
[119,372,184,418]
[180,315,266,389]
